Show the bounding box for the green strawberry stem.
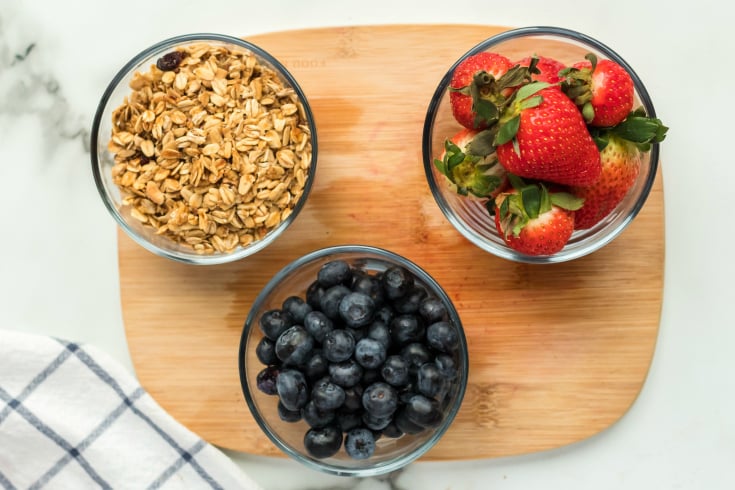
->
[434,138,504,197]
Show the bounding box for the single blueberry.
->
[338,292,376,328]
[306,280,326,309]
[390,314,425,347]
[362,411,393,431]
[394,407,426,435]
[400,342,433,375]
[418,296,448,324]
[362,382,398,417]
[344,428,376,460]
[311,378,346,411]
[274,325,314,366]
[259,309,294,340]
[255,365,280,395]
[301,400,336,428]
[404,394,443,428]
[336,410,363,432]
[380,355,410,387]
[435,354,458,381]
[303,310,334,344]
[322,329,355,362]
[275,369,309,411]
[380,266,414,300]
[317,260,353,287]
[342,385,364,412]
[277,400,302,423]
[354,338,387,369]
[381,421,403,439]
[426,321,459,353]
[255,337,277,365]
[304,426,343,459]
[282,295,312,324]
[303,350,329,381]
[391,285,427,314]
[366,321,391,349]
[320,285,352,320]
[417,362,449,400]
[328,359,363,388]
[351,272,385,306]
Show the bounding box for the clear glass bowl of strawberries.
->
[422,26,668,263]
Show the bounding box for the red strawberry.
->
[448,52,516,130]
[493,178,583,256]
[561,54,634,127]
[572,109,669,229]
[516,55,566,83]
[571,135,640,229]
[434,128,508,198]
[494,84,602,186]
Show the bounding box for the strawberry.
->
[434,128,508,198]
[493,177,584,256]
[449,52,529,130]
[572,108,669,229]
[493,83,602,186]
[516,55,566,83]
[560,53,634,127]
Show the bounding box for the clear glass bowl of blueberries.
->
[238,245,468,476]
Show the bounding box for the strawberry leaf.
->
[468,128,497,157]
[518,95,543,111]
[520,185,541,219]
[514,81,551,102]
[550,192,585,211]
[494,114,520,146]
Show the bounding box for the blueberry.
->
[338,292,376,328]
[418,296,448,324]
[301,400,336,428]
[366,321,391,349]
[320,285,352,320]
[392,285,427,314]
[380,266,414,300]
[306,280,327,309]
[400,342,433,375]
[303,350,329,381]
[303,310,334,343]
[311,378,346,411]
[276,369,309,411]
[394,407,426,435]
[391,314,425,347]
[380,355,410,387]
[328,359,363,388]
[277,400,302,422]
[336,410,362,432]
[259,309,294,340]
[417,362,448,400]
[322,329,355,362]
[304,426,343,459]
[353,338,387,370]
[362,410,393,431]
[435,354,458,381]
[373,305,395,326]
[255,337,277,365]
[381,421,403,439]
[282,295,312,324]
[256,365,280,395]
[342,385,364,412]
[317,260,353,287]
[426,321,459,353]
[351,272,385,306]
[344,428,376,460]
[275,326,314,366]
[404,394,443,428]
[362,382,398,417]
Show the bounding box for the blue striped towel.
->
[0,329,261,490]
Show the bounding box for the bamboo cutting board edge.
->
[119,24,665,461]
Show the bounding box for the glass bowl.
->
[238,245,468,477]
[422,26,660,263]
[91,33,317,265]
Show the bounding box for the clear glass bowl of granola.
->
[91,33,317,265]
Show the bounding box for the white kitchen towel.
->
[0,329,261,490]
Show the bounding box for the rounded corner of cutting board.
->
[118,24,664,461]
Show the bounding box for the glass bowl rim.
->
[237,244,469,477]
[421,25,660,264]
[90,32,319,265]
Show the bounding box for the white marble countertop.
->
[2,0,734,488]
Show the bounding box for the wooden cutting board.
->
[119,24,665,460]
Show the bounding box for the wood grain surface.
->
[119,25,665,460]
